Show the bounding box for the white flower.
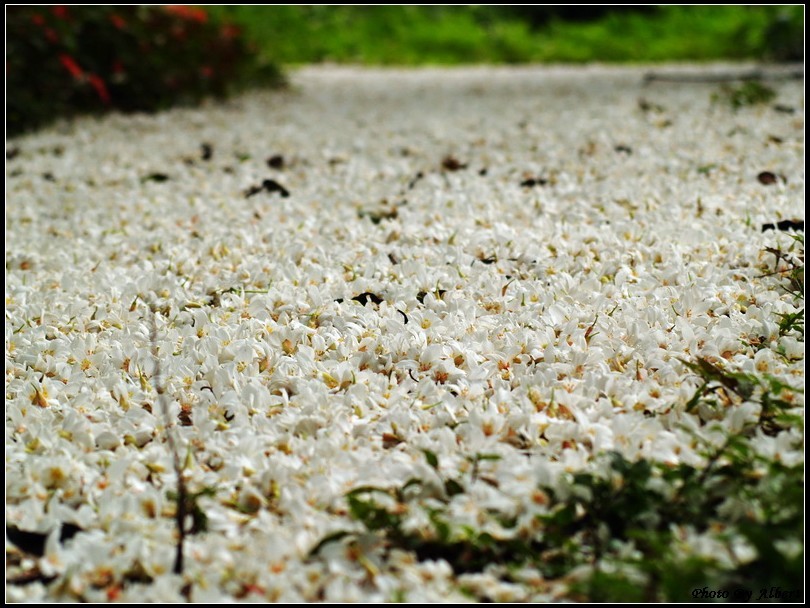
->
[5,64,803,602]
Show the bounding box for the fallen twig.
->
[149,306,187,577]
[643,67,803,84]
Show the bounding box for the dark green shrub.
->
[6,6,280,136]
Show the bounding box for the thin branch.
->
[149,305,187,577]
[643,68,804,85]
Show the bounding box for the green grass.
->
[209,6,803,66]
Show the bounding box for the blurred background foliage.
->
[6,5,280,136]
[209,5,803,65]
[6,5,803,136]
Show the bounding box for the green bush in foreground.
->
[6,6,280,136]
[315,235,804,602]
[327,395,803,601]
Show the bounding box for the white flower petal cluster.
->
[6,64,803,601]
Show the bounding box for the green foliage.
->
[316,358,803,601]
[777,310,804,339]
[762,234,805,302]
[336,441,803,601]
[208,6,803,65]
[207,6,534,65]
[6,6,281,136]
[539,6,802,63]
[347,487,405,533]
[713,81,777,110]
[681,355,802,437]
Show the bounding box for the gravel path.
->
[5,65,804,602]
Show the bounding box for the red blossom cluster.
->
[58,54,111,105]
[8,6,267,134]
[164,5,208,23]
[109,13,127,30]
[28,6,123,106]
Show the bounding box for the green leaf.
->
[345,485,394,498]
[473,453,502,462]
[347,495,402,532]
[428,510,452,543]
[309,530,354,556]
[422,449,439,470]
[444,478,465,497]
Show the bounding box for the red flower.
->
[87,74,111,104]
[170,24,188,41]
[220,23,240,40]
[51,6,69,20]
[44,27,59,44]
[109,13,127,30]
[31,13,45,26]
[200,65,213,78]
[163,5,207,24]
[58,54,84,79]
